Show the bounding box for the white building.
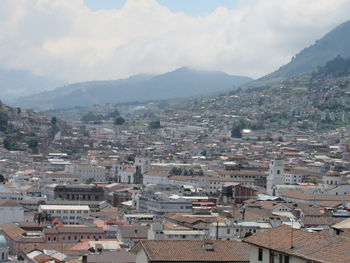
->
[143,172,169,185]
[39,205,90,225]
[0,200,24,224]
[266,159,284,196]
[66,164,107,183]
[209,220,271,240]
[284,172,306,185]
[148,222,205,240]
[134,157,150,174]
[244,224,350,263]
[322,171,341,189]
[118,168,136,184]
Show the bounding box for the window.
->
[258,248,263,261]
[227,229,230,234]
[284,256,290,263]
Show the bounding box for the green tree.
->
[114,116,125,125]
[0,111,8,131]
[149,120,161,129]
[51,116,57,126]
[3,135,17,150]
[108,108,120,118]
[231,125,242,138]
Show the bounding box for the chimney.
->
[203,240,214,251]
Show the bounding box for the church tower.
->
[267,159,284,196]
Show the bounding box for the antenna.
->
[291,219,293,249]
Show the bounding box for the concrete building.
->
[54,185,105,201]
[209,220,271,240]
[148,222,205,240]
[0,200,24,224]
[44,225,104,243]
[66,164,107,183]
[39,205,90,225]
[134,194,192,214]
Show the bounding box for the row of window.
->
[258,248,290,263]
[48,235,102,242]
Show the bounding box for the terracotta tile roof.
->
[44,226,104,234]
[282,191,350,202]
[244,225,350,263]
[301,216,344,227]
[0,199,21,207]
[134,240,249,262]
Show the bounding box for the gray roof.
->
[87,250,135,263]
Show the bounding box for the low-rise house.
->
[131,240,250,263]
[117,225,148,248]
[44,225,105,243]
[209,220,272,240]
[243,224,350,263]
[148,222,205,240]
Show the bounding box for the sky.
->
[1,0,350,84]
[84,0,239,16]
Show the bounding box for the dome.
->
[325,170,340,177]
[0,234,7,249]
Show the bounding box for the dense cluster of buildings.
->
[2,87,350,262]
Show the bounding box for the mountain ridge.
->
[244,20,350,88]
[14,67,253,110]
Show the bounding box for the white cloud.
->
[0,0,350,84]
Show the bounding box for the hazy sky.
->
[1,0,350,83]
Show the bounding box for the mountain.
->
[0,68,64,102]
[246,20,350,88]
[0,101,70,153]
[14,67,253,110]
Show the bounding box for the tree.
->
[149,120,161,129]
[81,112,104,122]
[26,136,39,153]
[108,108,120,118]
[0,111,8,131]
[3,135,17,150]
[51,116,57,126]
[34,211,52,225]
[231,126,242,138]
[114,116,125,125]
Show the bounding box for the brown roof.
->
[282,191,350,202]
[301,216,344,227]
[87,250,136,263]
[244,225,350,263]
[118,225,148,239]
[133,240,249,262]
[0,199,21,207]
[44,226,104,234]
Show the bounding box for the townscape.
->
[1,59,350,263]
[1,2,350,263]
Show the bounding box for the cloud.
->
[0,0,350,84]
